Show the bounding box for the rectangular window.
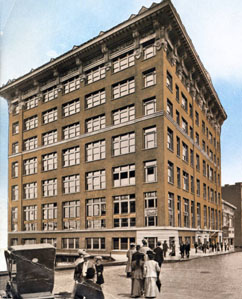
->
[86,140,105,162]
[196,179,200,196]
[62,238,79,249]
[63,175,80,194]
[143,42,156,59]
[177,167,181,188]
[113,164,135,187]
[112,237,135,250]
[166,71,172,90]
[42,203,57,219]
[190,126,193,140]
[167,127,173,150]
[203,160,206,176]
[184,198,189,227]
[24,115,38,131]
[144,192,157,227]
[43,87,58,102]
[86,65,106,84]
[196,154,200,171]
[197,203,201,227]
[63,200,80,230]
[63,77,80,94]
[23,182,37,199]
[63,123,80,140]
[41,238,57,247]
[113,132,135,156]
[203,183,207,200]
[168,161,174,184]
[12,162,18,178]
[86,238,105,250]
[204,205,207,228]
[42,108,57,124]
[12,122,19,135]
[195,111,199,126]
[166,99,173,117]
[182,142,188,162]
[12,102,19,115]
[143,68,156,88]
[168,192,174,226]
[42,130,57,145]
[23,136,37,151]
[177,196,181,227]
[86,198,106,229]
[42,178,57,197]
[176,85,179,102]
[12,142,19,154]
[145,160,157,183]
[12,185,19,201]
[62,99,80,117]
[85,89,106,109]
[195,132,199,146]
[189,103,193,118]
[183,171,189,191]
[202,140,206,151]
[176,136,180,157]
[24,205,37,221]
[191,176,194,193]
[113,105,135,125]
[11,207,18,232]
[63,146,80,167]
[86,170,106,190]
[190,149,194,166]
[112,78,135,99]
[144,126,157,149]
[113,194,136,227]
[42,152,57,171]
[182,117,188,134]
[176,110,180,125]
[25,95,38,110]
[202,121,205,134]
[181,93,188,111]
[86,115,105,133]
[143,97,156,115]
[23,157,37,175]
[113,51,135,73]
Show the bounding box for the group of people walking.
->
[73,249,104,299]
[126,240,165,298]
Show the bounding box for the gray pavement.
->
[54,249,240,299]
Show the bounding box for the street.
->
[54,252,242,299]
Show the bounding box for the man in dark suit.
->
[154,241,164,267]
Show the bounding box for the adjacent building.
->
[222,199,236,248]
[222,183,242,248]
[0,0,227,260]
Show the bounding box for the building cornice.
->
[0,0,226,122]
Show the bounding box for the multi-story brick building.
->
[0,0,227,259]
[222,183,242,248]
[222,199,236,248]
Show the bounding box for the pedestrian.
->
[185,241,190,258]
[216,242,220,252]
[140,239,151,260]
[180,241,185,258]
[126,243,136,278]
[95,256,104,286]
[154,241,164,267]
[163,240,168,258]
[194,241,198,253]
[220,242,223,251]
[74,251,94,282]
[131,245,145,298]
[203,242,207,254]
[73,267,104,299]
[169,240,176,256]
[144,251,161,298]
[224,242,227,251]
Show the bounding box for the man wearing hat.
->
[74,250,94,282]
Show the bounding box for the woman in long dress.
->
[144,251,161,298]
[131,247,144,298]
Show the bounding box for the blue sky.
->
[0,0,242,266]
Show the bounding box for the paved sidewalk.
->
[111,247,235,264]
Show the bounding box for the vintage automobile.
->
[4,244,56,299]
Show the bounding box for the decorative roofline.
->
[0,0,226,121]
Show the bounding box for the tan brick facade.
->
[1,0,226,258]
